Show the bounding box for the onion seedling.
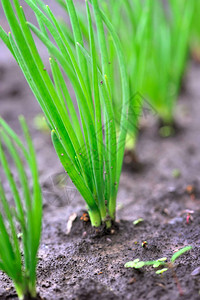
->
[144,0,194,124]
[56,0,152,152]
[0,117,42,300]
[0,0,129,228]
[59,0,193,143]
[99,0,152,151]
[55,0,193,141]
[190,1,200,61]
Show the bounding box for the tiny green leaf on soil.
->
[171,246,192,263]
[133,218,144,225]
[125,246,192,275]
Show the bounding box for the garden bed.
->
[0,55,200,299]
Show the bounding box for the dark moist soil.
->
[1,42,200,299]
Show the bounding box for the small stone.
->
[128,277,136,284]
[186,185,195,194]
[66,213,77,235]
[106,238,112,243]
[167,186,176,193]
[82,231,87,238]
[168,217,183,225]
[163,208,169,215]
[191,267,200,276]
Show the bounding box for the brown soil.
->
[0,47,200,299]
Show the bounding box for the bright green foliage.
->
[133,218,144,225]
[33,113,50,133]
[125,257,167,270]
[0,117,42,300]
[155,268,169,275]
[100,0,151,150]
[144,0,194,123]
[190,1,200,55]
[79,0,194,127]
[170,246,192,263]
[57,0,151,150]
[101,0,194,126]
[125,246,192,274]
[0,0,129,227]
[59,0,194,144]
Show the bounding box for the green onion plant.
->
[103,0,194,129]
[99,0,152,151]
[144,0,194,124]
[0,117,42,300]
[190,1,200,60]
[0,0,129,228]
[56,0,152,151]
[56,0,194,145]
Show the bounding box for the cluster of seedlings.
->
[0,0,199,298]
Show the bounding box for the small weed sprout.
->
[0,117,42,300]
[133,218,144,226]
[125,246,192,274]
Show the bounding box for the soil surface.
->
[0,26,200,300]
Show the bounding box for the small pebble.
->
[168,217,183,225]
[191,267,200,276]
[128,277,136,284]
[82,231,87,238]
[167,186,176,193]
[106,238,112,243]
